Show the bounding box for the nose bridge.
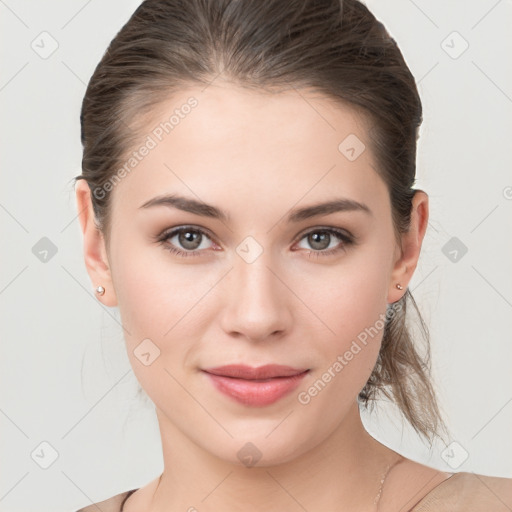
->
[220,240,290,340]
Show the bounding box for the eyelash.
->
[155,225,355,259]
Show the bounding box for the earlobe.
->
[387,190,429,304]
[75,180,118,307]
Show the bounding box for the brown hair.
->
[73,0,450,445]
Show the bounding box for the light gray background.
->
[1,1,511,511]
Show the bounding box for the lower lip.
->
[203,371,309,407]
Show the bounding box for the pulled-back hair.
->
[73,0,449,445]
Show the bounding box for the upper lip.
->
[202,364,309,379]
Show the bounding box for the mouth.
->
[202,364,310,407]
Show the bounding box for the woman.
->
[73,0,512,510]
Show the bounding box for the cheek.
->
[301,246,391,345]
[294,247,391,399]
[110,250,198,403]
[295,290,386,425]
[110,242,218,399]
[111,234,208,335]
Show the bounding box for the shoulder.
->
[75,488,138,512]
[410,472,512,511]
[379,457,512,512]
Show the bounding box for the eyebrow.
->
[139,194,372,223]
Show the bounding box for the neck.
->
[149,402,402,512]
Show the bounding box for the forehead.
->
[155,82,371,153]
[110,81,388,221]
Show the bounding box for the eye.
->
[156,226,217,258]
[155,225,355,259]
[294,227,354,258]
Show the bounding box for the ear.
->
[387,190,429,304]
[75,180,118,307]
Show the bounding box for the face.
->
[78,81,425,466]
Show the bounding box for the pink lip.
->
[202,365,309,407]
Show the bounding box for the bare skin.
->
[76,81,450,511]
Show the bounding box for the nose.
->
[218,248,292,343]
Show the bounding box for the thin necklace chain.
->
[373,456,404,510]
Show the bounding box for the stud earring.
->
[96,285,105,296]
[396,283,403,290]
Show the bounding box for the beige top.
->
[410,472,512,511]
[75,472,512,512]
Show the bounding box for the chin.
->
[197,419,323,469]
